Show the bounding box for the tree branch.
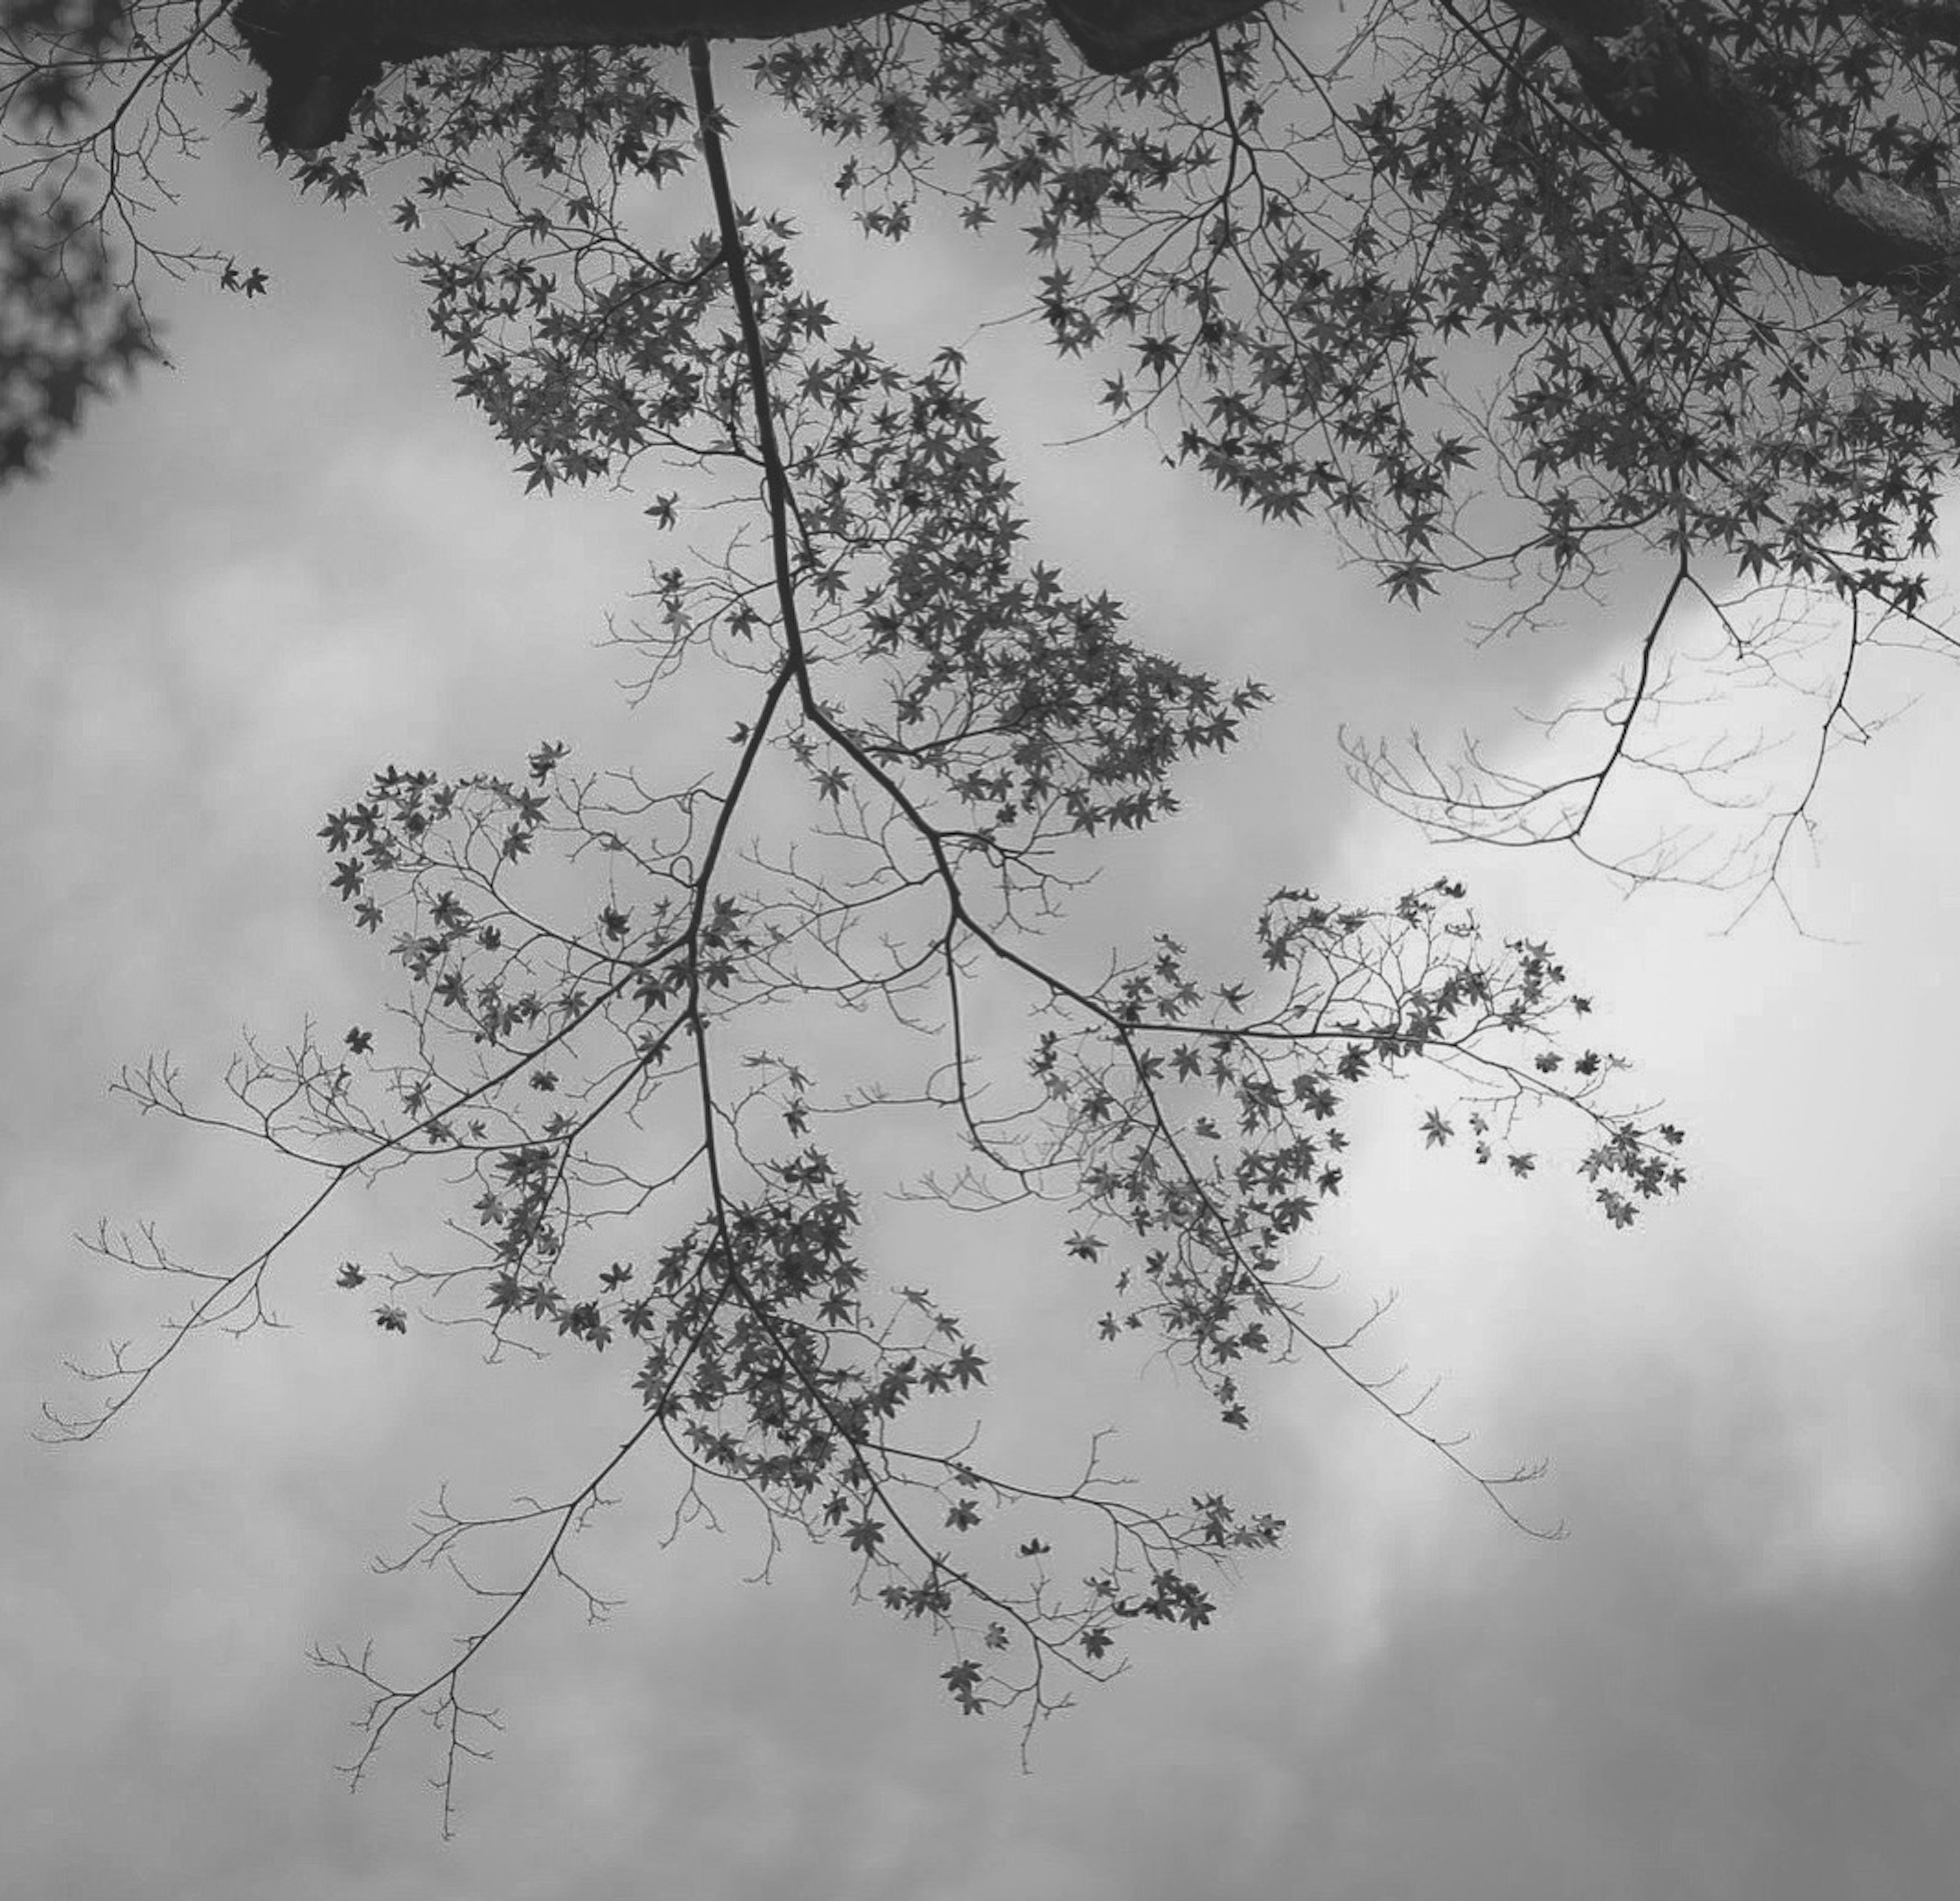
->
[230,0,1270,153]
[1497,0,1960,289]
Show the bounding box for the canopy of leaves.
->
[0,0,1925,879]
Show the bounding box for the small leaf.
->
[942,1659,984,1714]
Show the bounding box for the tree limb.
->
[230,0,1269,153]
[230,0,1960,290]
[1498,0,1960,289]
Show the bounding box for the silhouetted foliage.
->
[67,0,1960,1826]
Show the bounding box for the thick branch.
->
[230,0,1270,153]
[1048,0,1269,67]
[1499,0,1960,289]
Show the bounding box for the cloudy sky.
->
[7,43,1960,1901]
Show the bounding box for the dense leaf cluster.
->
[752,2,1960,620]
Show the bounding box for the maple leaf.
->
[941,1659,984,1714]
[945,1345,988,1389]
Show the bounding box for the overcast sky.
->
[7,50,1960,1901]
